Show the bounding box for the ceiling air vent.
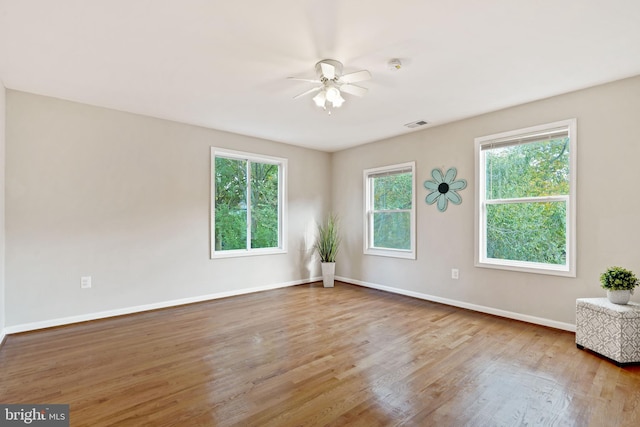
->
[404,120,429,129]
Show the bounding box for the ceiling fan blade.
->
[340,84,368,97]
[320,62,335,80]
[340,70,372,84]
[287,77,321,83]
[293,86,322,99]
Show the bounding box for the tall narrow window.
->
[364,162,416,259]
[211,148,287,258]
[475,119,576,276]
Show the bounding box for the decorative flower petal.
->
[431,168,444,183]
[425,191,440,205]
[437,193,448,211]
[444,167,457,184]
[424,180,439,191]
[446,190,462,204]
[449,179,467,191]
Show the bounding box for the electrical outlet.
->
[81,276,92,289]
[451,269,459,280]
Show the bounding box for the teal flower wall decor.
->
[424,167,467,212]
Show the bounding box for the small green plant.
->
[600,266,639,291]
[315,214,341,263]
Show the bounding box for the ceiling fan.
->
[289,59,372,111]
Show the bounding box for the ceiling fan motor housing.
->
[316,59,343,81]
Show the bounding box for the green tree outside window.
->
[214,154,281,253]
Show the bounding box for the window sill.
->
[475,259,575,277]
[212,248,287,259]
[364,248,416,260]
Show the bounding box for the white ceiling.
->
[1,0,639,152]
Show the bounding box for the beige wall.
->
[5,75,640,330]
[5,90,331,326]
[0,83,5,338]
[332,75,640,326]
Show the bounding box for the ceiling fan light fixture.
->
[325,86,341,103]
[312,90,326,108]
[331,93,345,108]
[291,59,371,112]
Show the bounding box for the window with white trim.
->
[364,162,416,259]
[211,148,287,258]
[475,119,576,276]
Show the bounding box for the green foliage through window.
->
[484,137,569,265]
[485,138,569,199]
[486,201,566,265]
[373,211,411,250]
[214,153,282,253]
[365,165,415,256]
[478,119,575,273]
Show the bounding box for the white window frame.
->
[211,147,287,258]
[474,119,577,277]
[364,162,416,259]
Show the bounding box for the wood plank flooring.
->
[1,282,639,426]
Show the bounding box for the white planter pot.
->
[607,289,631,305]
[321,262,336,288]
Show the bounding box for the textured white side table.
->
[576,298,640,365]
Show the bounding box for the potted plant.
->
[315,214,341,287]
[600,266,639,304]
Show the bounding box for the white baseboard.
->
[337,276,576,332]
[4,276,573,337]
[0,329,6,348]
[5,277,321,335]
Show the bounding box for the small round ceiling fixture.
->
[388,58,402,71]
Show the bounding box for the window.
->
[364,162,416,259]
[475,119,576,276]
[211,148,286,258]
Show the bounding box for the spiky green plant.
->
[600,266,639,291]
[315,214,341,263]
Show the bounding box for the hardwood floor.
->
[1,282,639,426]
